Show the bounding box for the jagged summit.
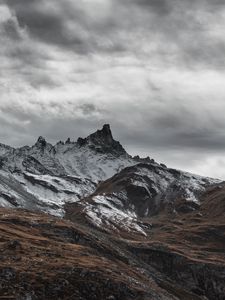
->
[27,125,128,157]
[76,124,128,156]
[36,136,47,146]
[33,136,55,155]
[89,124,113,145]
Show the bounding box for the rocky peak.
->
[65,138,71,144]
[83,124,128,156]
[33,136,53,153]
[77,137,87,147]
[36,136,47,147]
[88,124,113,145]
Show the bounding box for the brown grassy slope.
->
[0,208,183,300]
[65,183,225,300]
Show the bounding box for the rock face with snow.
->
[1,124,134,179]
[65,162,221,235]
[0,125,136,216]
[0,124,221,223]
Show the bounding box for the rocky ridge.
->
[0,125,219,222]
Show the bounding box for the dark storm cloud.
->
[16,8,86,51]
[3,0,87,57]
[4,0,110,54]
[0,6,59,88]
[4,0,225,68]
[1,0,225,178]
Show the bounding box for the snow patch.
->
[85,195,147,236]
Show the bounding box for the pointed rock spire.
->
[36,136,47,147]
[88,124,113,145]
[84,124,127,156]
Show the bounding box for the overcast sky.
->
[1,0,225,178]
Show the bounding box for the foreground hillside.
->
[0,184,225,300]
[0,125,220,225]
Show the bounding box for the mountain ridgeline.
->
[0,125,224,299]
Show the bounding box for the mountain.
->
[0,124,135,216]
[0,124,219,219]
[66,162,220,235]
[0,125,224,299]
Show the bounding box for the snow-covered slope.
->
[1,125,135,180]
[0,143,14,156]
[0,125,138,215]
[67,163,221,235]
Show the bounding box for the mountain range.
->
[0,125,224,299]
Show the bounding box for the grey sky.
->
[1,0,225,178]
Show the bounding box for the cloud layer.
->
[1,0,225,178]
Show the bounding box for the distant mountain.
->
[0,124,220,220]
[0,124,135,215]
